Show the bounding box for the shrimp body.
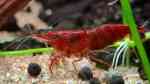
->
[36,24,130,54]
[34,24,142,71]
[87,24,129,50]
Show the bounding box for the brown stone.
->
[0,0,31,27]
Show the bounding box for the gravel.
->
[0,54,103,84]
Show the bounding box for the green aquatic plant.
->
[120,0,150,82]
[0,48,53,57]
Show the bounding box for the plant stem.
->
[120,0,150,82]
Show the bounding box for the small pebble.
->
[109,75,124,84]
[78,66,93,80]
[138,67,147,80]
[6,73,10,77]
[27,63,41,77]
[89,78,101,84]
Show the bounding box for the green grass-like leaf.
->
[0,48,53,57]
[120,0,150,82]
